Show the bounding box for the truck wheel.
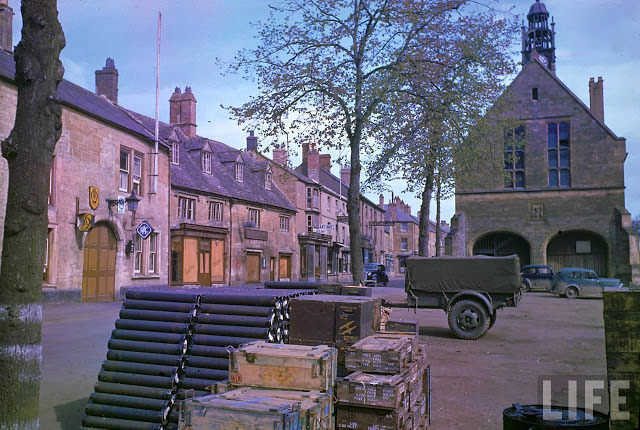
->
[448,300,490,340]
[489,312,497,329]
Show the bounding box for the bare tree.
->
[0,0,65,427]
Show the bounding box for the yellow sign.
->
[77,213,95,232]
[89,186,99,210]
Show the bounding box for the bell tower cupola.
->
[521,0,556,72]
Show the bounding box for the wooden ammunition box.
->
[335,299,380,346]
[229,341,337,393]
[335,404,408,430]
[340,285,373,297]
[408,393,427,430]
[317,284,342,295]
[385,319,419,334]
[336,371,408,412]
[216,387,334,430]
[345,333,417,373]
[180,393,302,429]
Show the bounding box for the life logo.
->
[136,220,154,239]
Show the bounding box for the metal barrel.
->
[106,351,182,367]
[98,370,177,389]
[198,303,274,316]
[94,382,173,400]
[165,423,178,430]
[119,309,192,323]
[82,415,163,430]
[196,313,272,327]
[263,281,321,289]
[182,367,228,381]
[101,360,179,377]
[124,299,195,313]
[186,344,229,358]
[84,402,164,423]
[89,393,168,411]
[108,339,185,355]
[190,333,258,347]
[125,290,200,303]
[115,319,190,334]
[199,292,277,306]
[181,376,227,391]
[192,324,269,339]
[111,329,186,344]
[503,404,610,429]
[183,355,228,370]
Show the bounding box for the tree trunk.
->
[0,1,65,428]
[417,170,434,256]
[348,139,364,285]
[435,174,442,257]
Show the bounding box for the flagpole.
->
[152,11,161,194]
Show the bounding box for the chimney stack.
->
[273,145,288,166]
[307,144,320,182]
[95,58,119,104]
[246,130,258,152]
[319,154,331,172]
[379,193,385,208]
[340,165,351,185]
[169,86,197,137]
[0,0,12,53]
[302,142,310,166]
[588,77,604,123]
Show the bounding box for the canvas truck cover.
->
[405,255,521,294]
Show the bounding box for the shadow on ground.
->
[418,326,454,339]
[54,397,87,430]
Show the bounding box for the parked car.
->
[550,268,624,299]
[521,264,555,292]
[363,263,388,286]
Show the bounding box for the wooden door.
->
[246,252,260,283]
[82,224,116,302]
[278,255,291,280]
[211,239,225,283]
[198,250,211,286]
[270,257,276,281]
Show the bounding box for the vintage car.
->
[550,267,624,298]
[521,264,555,292]
[363,263,388,286]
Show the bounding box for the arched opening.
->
[472,232,531,266]
[82,222,117,302]
[546,230,608,276]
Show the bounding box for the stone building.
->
[0,47,171,299]
[447,0,639,284]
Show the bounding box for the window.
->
[171,142,179,165]
[235,163,244,182]
[280,216,290,232]
[119,149,130,191]
[148,233,158,274]
[48,157,55,206]
[201,152,212,174]
[548,122,570,187]
[532,88,538,100]
[401,238,408,251]
[307,215,314,233]
[248,208,260,228]
[132,154,142,195]
[134,234,142,273]
[178,196,196,220]
[400,223,408,232]
[504,125,525,189]
[209,201,223,222]
[265,172,272,190]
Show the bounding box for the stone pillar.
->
[319,246,328,281]
[306,244,315,279]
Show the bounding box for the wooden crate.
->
[336,371,408,412]
[317,284,342,295]
[408,393,427,430]
[229,341,337,393]
[180,393,302,429]
[335,299,380,346]
[216,387,334,430]
[345,333,417,374]
[385,319,419,334]
[340,285,373,297]
[335,404,409,430]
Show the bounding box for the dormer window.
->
[235,163,244,182]
[265,172,272,190]
[171,142,179,165]
[201,152,212,174]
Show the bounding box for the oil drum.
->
[503,404,609,429]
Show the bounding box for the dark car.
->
[363,263,388,286]
[521,264,555,292]
[550,267,625,298]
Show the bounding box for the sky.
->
[8,0,640,223]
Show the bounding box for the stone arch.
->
[545,229,610,276]
[470,230,531,266]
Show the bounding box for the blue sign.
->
[117,196,126,214]
[136,220,154,239]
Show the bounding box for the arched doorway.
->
[82,223,117,302]
[472,232,531,266]
[546,230,607,276]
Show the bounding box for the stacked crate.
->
[289,294,381,370]
[336,333,430,429]
[180,341,337,429]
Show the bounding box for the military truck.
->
[403,255,522,340]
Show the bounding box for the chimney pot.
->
[246,131,258,152]
[273,145,288,166]
[340,165,351,185]
[169,86,197,137]
[95,58,119,104]
[379,193,384,208]
[307,146,320,182]
[588,76,604,123]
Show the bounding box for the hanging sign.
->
[117,196,126,214]
[76,213,95,232]
[89,186,99,210]
[136,220,154,239]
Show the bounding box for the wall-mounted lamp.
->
[125,240,135,256]
[106,190,141,225]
